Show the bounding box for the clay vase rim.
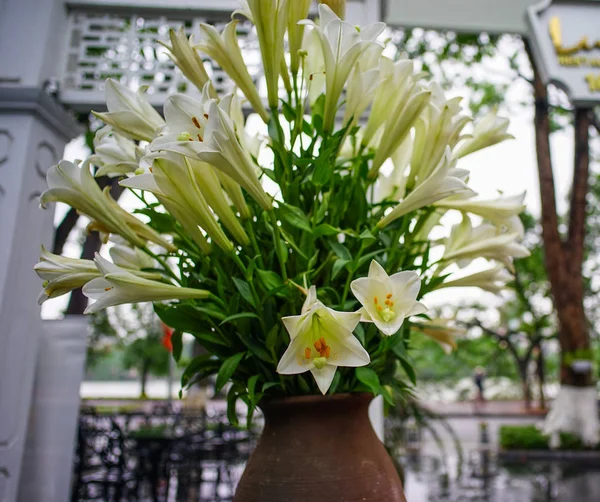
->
[258,391,373,409]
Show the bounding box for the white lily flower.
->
[288,0,312,74]
[109,244,155,271]
[454,110,514,158]
[441,216,530,271]
[196,21,268,122]
[318,0,346,19]
[83,254,210,314]
[373,135,412,203]
[151,94,272,211]
[301,4,385,133]
[407,100,470,187]
[219,93,263,161]
[496,214,525,239]
[351,260,427,336]
[412,319,462,354]
[93,79,165,142]
[277,286,369,394]
[159,27,215,95]
[435,193,526,227]
[343,45,383,127]
[236,0,290,109]
[362,58,414,147]
[34,246,161,304]
[91,126,143,178]
[369,86,431,177]
[301,27,326,105]
[437,265,513,294]
[40,159,173,251]
[377,149,476,229]
[121,153,235,253]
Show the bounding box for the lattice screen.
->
[60,9,263,111]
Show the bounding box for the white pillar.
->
[17,317,89,502]
[0,2,80,501]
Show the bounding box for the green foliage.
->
[499,425,600,451]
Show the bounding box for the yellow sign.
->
[549,16,600,92]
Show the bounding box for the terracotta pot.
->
[233,393,407,502]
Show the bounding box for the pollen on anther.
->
[373,296,378,304]
[204,113,209,119]
[149,167,153,173]
[385,300,391,306]
[197,134,203,142]
[191,116,201,128]
[104,287,112,291]
[377,305,383,311]
[305,347,311,359]
[325,346,331,358]
[314,339,323,351]
[386,293,393,299]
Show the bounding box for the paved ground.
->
[425,399,548,418]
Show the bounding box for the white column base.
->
[541,385,600,447]
[17,317,89,502]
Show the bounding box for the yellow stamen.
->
[386,293,393,299]
[385,299,391,306]
[305,347,311,359]
[325,346,331,358]
[373,296,378,304]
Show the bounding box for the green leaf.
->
[356,367,381,394]
[257,269,284,291]
[248,374,260,404]
[265,324,280,350]
[329,240,352,261]
[399,357,417,385]
[281,100,296,122]
[279,203,312,233]
[215,353,245,393]
[237,331,274,363]
[332,258,350,279]
[154,304,204,333]
[312,154,332,185]
[356,250,386,269]
[226,386,240,427]
[262,382,280,392]
[314,223,339,238]
[359,229,377,246]
[181,355,220,387]
[380,385,395,406]
[171,330,183,362]
[220,312,260,326]
[232,277,256,308]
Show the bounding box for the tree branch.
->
[567,107,591,279]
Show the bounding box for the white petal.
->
[93,253,122,275]
[390,271,421,301]
[310,364,337,395]
[327,335,370,367]
[276,336,312,375]
[408,301,428,316]
[81,277,114,300]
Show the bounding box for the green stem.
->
[246,221,265,268]
[141,247,181,284]
[340,243,366,308]
[269,211,288,281]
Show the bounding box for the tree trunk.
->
[519,364,532,410]
[536,346,546,409]
[526,42,598,445]
[140,360,149,399]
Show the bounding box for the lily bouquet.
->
[36,0,527,423]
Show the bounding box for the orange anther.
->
[385,300,391,306]
[314,340,323,351]
[204,113,209,119]
[319,337,326,347]
[197,134,203,142]
[373,296,378,304]
[191,116,201,128]
[377,305,383,311]
[149,167,153,173]
[305,347,311,359]
[325,346,331,358]
[104,287,112,291]
[386,293,393,299]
